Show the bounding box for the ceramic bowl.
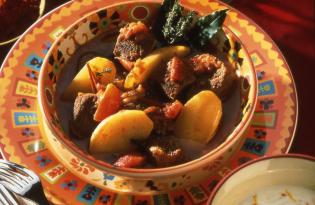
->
[207,154,315,205]
[38,1,257,194]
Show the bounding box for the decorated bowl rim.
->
[38,0,258,178]
[206,153,315,205]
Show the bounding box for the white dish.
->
[207,154,315,205]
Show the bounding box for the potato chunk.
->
[124,45,190,89]
[89,110,153,153]
[62,57,116,101]
[174,90,222,144]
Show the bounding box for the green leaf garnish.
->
[153,0,228,48]
[190,9,229,48]
[162,1,196,44]
[154,0,196,45]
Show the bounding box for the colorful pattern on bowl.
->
[38,1,257,194]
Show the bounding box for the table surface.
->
[0,0,314,157]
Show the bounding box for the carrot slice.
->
[93,83,121,122]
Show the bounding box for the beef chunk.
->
[190,54,237,99]
[209,63,236,99]
[191,53,223,75]
[146,137,184,167]
[144,101,182,136]
[145,106,173,136]
[70,93,98,139]
[161,57,195,100]
[114,40,144,61]
[113,22,155,68]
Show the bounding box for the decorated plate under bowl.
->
[0,0,297,204]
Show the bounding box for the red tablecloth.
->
[0,0,314,157]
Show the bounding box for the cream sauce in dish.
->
[240,185,315,205]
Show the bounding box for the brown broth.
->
[55,32,242,166]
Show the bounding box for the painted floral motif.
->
[242,138,270,156]
[89,10,121,35]
[259,99,274,110]
[99,194,111,204]
[254,129,267,139]
[70,158,95,175]
[21,127,35,137]
[26,70,38,80]
[48,49,65,83]
[25,54,43,72]
[78,185,100,202]
[257,70,266,80]
[61,180,78,190]
[227,39,243,66]
[103,173,115,185]
[16,98,31,108]
[145,180,159,191]
[47,165,67,179]
[113,180,130,189]
[36,155,52,167]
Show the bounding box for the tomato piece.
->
[163,100,183,120]
[93,83,121,122]
[114,153,146,168]
[169,56,185,82]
